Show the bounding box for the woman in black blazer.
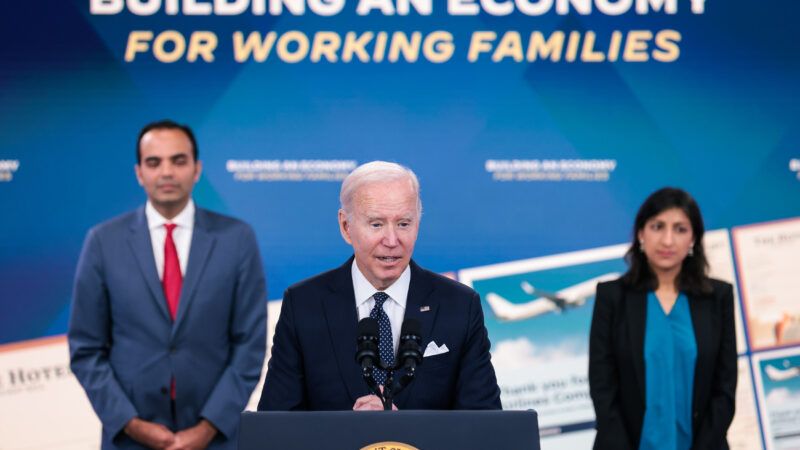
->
[589,188,737,450]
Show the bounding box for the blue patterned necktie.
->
[370,291,395,386]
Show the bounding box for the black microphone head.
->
[398,318,423,369]
[356,318,379,367]
[358,317,379,338]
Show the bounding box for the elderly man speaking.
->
[258,161,501,411]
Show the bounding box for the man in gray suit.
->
[69,120,266,449]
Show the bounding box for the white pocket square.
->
[423,341,449,357]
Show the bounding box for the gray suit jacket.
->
[69,206,266,449]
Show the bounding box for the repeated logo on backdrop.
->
[0,160,19,183]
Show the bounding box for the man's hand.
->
[166,419,218,450]
[124,417,176,449]
[353,390,398,411]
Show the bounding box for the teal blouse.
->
[639,292,697,450]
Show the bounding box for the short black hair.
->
[622,187,712,295]
[136,120,198,164]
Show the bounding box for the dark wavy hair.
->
[136,119,198,164]
[621,187,712,295]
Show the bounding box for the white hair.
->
[339,161,422,218]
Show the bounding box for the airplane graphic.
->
[765,363,800,382]
[486,273,621,321]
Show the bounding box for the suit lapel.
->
[127,207,172,322]
[394,260,437,409]
[173,208,216,335]
[688,291,710,415]
[322,257,362,404]
[626,289,647,400]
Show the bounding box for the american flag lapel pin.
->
[420,306,430,312]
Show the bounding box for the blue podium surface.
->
[240,410,540,450]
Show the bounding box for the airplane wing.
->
[554,273,621,306]
[485,272,622,321]
[485,293,557,321]
[521,273,622,310]
[765,364,800,382]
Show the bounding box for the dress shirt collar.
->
[352,259,410,308]
[145,199,195,231]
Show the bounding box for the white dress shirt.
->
[145,200,195,280]
[352,260,410,354]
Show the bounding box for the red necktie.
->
[162,223,182,321]
[163,223,182,400]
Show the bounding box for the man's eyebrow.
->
[365,215,415,222]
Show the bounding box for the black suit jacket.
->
[588,278,736,450]
[258,257,502,411]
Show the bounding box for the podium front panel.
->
[240,410,540,450]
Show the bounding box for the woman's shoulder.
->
[705,278,735,305]
[597,276,626,289]
[704,277,734,297]
[596,276,627,300]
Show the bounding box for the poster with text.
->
[753,347,800,450]
[460,244,628,448]
[733,218,800,350]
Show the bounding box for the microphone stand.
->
[357,318,422,410]
[377,362,418,410]
[382,371,395,411]
[361,362,403,410]
[392,366,416,397]
[362,366,382,399]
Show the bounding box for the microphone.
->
[356,318,383,403]
[384,318,423,405]
[397,318,423,372]
[356,318,379,371]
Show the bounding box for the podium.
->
[239,410,539,450]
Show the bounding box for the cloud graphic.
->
[766,387,800,407]
[491,337,586,368]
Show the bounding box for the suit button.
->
[160,387,168,395]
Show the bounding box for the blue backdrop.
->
[1,1,798,351]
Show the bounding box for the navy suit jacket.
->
[589,278,737,450]
[68,206,266,449]
[258,257,501,411]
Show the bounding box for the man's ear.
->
[338,209,352,245]
[193,159,203,182]
[134,164,143,186]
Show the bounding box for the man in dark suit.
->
[258,161,501,411]
[69,120,266,449]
